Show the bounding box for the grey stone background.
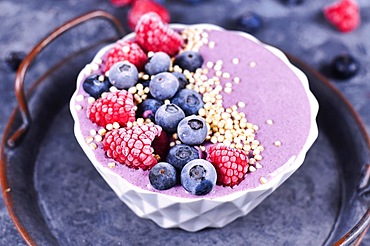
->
[0,0,369,245]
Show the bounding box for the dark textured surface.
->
[0,0,369,245]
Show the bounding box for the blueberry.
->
[149,162,177,190]
[181,159,216,196]
[108,61,138,89]
[331,54,360,79]
[172,72,189,90]
[82,74,111,99]
[166,144,200,171]
[236,12,263,34]
[136,98,163,121]
[177,115,207,145]
[155,103,185,133]
[172,89,204,116]
[180,0,204,4]
[280,0,304,5]
[150,72,179,100]
[173,51,204,72]
[145,52,171,75]
[5,51,26,71]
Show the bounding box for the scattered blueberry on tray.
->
[331,54,360,80]
[236,12,263,34]
[280,0,304,5]
[5,51,27,71]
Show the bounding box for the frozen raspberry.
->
[104,41,147,73]
[128,0,170,30]
[135,12,183,57]
[110,0,133,7]
[207,145,249,187]
[323,0,360,33]
[87,90,136,127]
[103,124,168,170]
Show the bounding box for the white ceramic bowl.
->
[70,24,319,232]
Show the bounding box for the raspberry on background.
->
[110,0,133,7]
[323,0,360,33]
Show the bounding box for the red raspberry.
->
[207,145,249,187]
[104,41,147,73]
[110,0,133,7]
[87,90,136,127]
[128,0,170,30]
[135,12,184,57]
[323,0,360,33]
[103,124,168,170]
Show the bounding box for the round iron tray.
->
[1,11,369,246]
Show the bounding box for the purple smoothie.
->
[72,28,312,199]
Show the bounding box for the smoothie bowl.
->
[70,13,318,232]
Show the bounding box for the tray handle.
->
[357,163,370,199]
[7,10,124,147]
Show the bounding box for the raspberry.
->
[110,0,133,7]
[128,0,170,30]
[135,12,184,57]
[207,145,249,187]
[87,90,136,127]
[104,41,147,73]
[323,0,360,33]
[103,124,168,170]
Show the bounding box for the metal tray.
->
[1,11,369,246]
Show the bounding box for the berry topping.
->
[82,74,111,99]
[172,72,189,90]
[207,145,249,187]
[181,159,217,196]
[236,12,264,34]
[136,98,163,121]
[155,103,185,133]
[172,89,204,116]
[166,144,200,172]
[135,12,184,56]
[149,162,177,190]
[128,0,170,30]
[108,61,139,89]
[104,41,147,73]
[103,124,166,170]
[145,52,171,75]
[177,116,208,145]
[149,72,179,100]
[323,0,360,33]
[5,51,26,71]
[87,90,135,127]
[173,51,204,72]
[331,54,360,79]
